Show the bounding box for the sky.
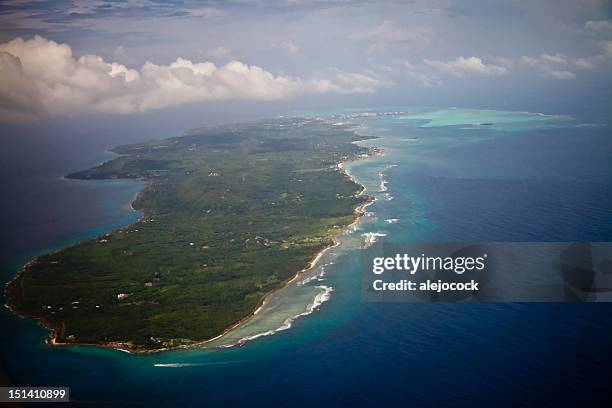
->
[0,0,611,131]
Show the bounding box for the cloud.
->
[187,7,225,18]
[519,46,612,78]
[205,46,232,60]
[64,0,116,16]
[423,56,507,78]
[113,45,128,62]
[585,20,612,37]
[350,20,433,52]
[600,40,612,56]
[399,56,507,86]
[0,35,381,122]
[520,53,576,79]
[280,41,299,55]
[327,70,390,93]
[573,57,595,69]
[400,61,441,87]
[272,40,299,55]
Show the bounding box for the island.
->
[6,117,375,352]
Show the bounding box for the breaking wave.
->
[221,285,334,348]
[361,232,387,248]
[297,262,331,286]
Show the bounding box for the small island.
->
[6,117,375,352]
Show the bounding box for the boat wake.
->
[154,361,240,368]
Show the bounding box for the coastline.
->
[4,132,382,355]
[198,140,382,349]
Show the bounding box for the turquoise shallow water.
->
[1,108,612,407]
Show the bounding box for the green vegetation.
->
[7,117,373,351]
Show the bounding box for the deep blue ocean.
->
[1,108,611,407]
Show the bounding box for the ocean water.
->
[1,108,612,407]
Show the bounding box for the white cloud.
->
[281,41,299,55]
[585,20,612,37]
[520,53,576,79]
[423,56,507,78]
[0,35,381,122]
[399,56,506,86]
[328,70,389,93]
[351,20,433,52]
[519,46,612,79]
[402,61,442,87]
[547,70,576,80]
[188,7,225,18]
[205,46,232,60]
[64,0,112,15]
[600,40,612,56]
[573,57,596,69]
[113,45,128,62]
[273,41,299,55]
